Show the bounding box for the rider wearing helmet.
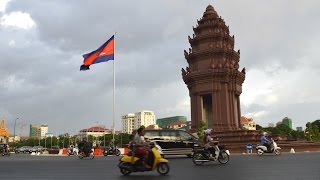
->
[260,132,271,152]
[203,129,217,159]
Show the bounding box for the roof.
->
[240,116,254,123]
[79,126,109,132]
[167,121,187,126]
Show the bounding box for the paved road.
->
[0,152,320,180]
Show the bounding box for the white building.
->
[122,111,156,134]
[78,126,111,140]
[122,113,135,134]
[240,116,256,130]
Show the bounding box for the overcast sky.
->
[1,0,320,136]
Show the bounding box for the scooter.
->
[118,145,170,176]
[78,148,94,159]
[67,147,78,156]
[256,138,281,155]
[103,146,121,156]
[2,149,10,156]
[192,142,230,166]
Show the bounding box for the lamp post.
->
[50,135,53,148]
[44,134,47,149]
[13,117,19,142]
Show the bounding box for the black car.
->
[144,129,200,157]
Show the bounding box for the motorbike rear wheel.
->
[119,162,132,176]
[257,149,264,156]
[157,162,170,175]
[274,149,281,155]
[192,152,205,166]
[90,153,94,159]
[115,149,121,156]
[218,150,229,164]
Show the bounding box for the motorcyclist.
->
[68,145,74,155]
[203,129,218,159]
[78,138,92,155]
[4,144,9,154]
[133,127,153,169]
[260,132,271,152]
[109,139,116,152]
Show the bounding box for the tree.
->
[256,124,263,130]
[196,121,207,146]
[276,123,292,135]
[305,122,315,141]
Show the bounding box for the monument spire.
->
[0,117,11,137]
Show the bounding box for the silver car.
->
[31,146,44,153]
[15,146,32,154]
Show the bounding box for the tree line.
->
[257,119,320,141]
[10,133,132,149]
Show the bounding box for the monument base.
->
[211,130,320,153]
[213,129,261,143]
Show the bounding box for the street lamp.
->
[13,117,19,142]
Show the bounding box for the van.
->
[144,129,200,157]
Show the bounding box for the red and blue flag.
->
[80,35,114,71]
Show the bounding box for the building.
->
[156,116,187,129]
[282,117,293,129]
[121,113,135,134]
[167,121,187,129]
[296,127,303,132]
[29,124,48,139]
[121,110,156,134]
[78,126,111,140]
[240,116,256,130]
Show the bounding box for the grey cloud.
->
[1,0,320,135]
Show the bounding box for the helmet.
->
[205,129,212,135]
[262,132,267,136]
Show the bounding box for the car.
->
[31,146,44,153]
[48,146,60,154]
[144,129,200,157]
[15,146,32,154]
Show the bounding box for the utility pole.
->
[13,117,19,142]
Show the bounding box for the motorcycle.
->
[118,144,170,176]
[67,146,78,156]
[256,138,281,155]
[2,149,10,156]
[192,143,230,166]
[103,146,121,156]
[78,149,94,159]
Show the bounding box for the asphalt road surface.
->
[0,152,320,180]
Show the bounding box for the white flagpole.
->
[112,32,116,141]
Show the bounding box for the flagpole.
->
[112,32,116,141]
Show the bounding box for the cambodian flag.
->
[80,35,114,71]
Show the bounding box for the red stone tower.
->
[182,5,246,132]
